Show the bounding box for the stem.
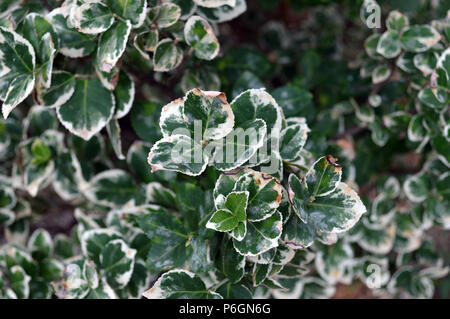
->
[208,278,229,291]
[283,160,309,171]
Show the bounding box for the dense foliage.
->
[0,0,448,299]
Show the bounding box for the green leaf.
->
[231,170,282,221]
[252,263,271,286]
[305,155,342,198]
[184,89,234,141]
[57,79,115,141]
[414,51,438,76]
[23,157,55,197]
[209,118,266,171]
[207,190,248,232]
[384,176,401,199]
[106,118,125,160]
[84,279,118,299]
[283,215,315,249]
[233,211,282,256]
[364,33,382,59]
[81,228,122,265]
[288,174,366,234]
[370,117,390,147]
[149,3,181,28]
[432,135,450,167]
[101,239,136,289]
[184,15,220,60]
[376,30,401,58]
[216,283,252,299]
[403,173,430,203]
[148,134,208,176]
[372,65,391,84]
[181,67,221,92]
[96,20,131,74]
[408,114,427,142]
[396,51,416,72]
[230,221,247,241]
[280,122,309,161]
[388,267,434,298]
[48,8,96,58]
[137,207,191,272]
[432,48,450,89]
[9,265,31,299]
[95,63,120,90]
[22,13,59,55]
[36,71,76,108]
[31,139,52,165]
[53,151,84,201]
[153,39,183,72]
[127,141,154,183]
[114,71,135,119]
[220,47,271,77]
[83,169,145,207]
[211,88,282,170]
[271,86,314,119]
[131,101,163,143]
[187,236,214,273]
[0,26,35,119]
[314,240,353,284]
[436,173,450,197]
[37,33,56,89]
[32,124,63,147]
[272,244,295,265]
[121,259,151,299]
[232,88,282,135]
[400,25,441,52]
[206,208,239,232]
[160,89,234,142]
[231,71,264,99]
[21,13,57,89]
[358,220,396,255]
[82,259,99,289]
[386,10,409,32]
[418,87,448,110]
[27,228,53,260]
[0,177,17,210]
[39,258,64,282]
[54,234,75,259]
[104,0,147,28]
[216,236,245,283]
[197,0,247,23]
[73,1,115,34]
[143,269,222,299]
[223,191,249,222]
[133,30,159,58]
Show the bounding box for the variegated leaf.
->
[184,15,219,60]
[100,239,136,289]
[74,0,114,35]
[143,269,222,299]
[233,210,282,257]
[95,20,131,74]
[0,26,35,119]
[148,134,208,176]
[48,8,96,58]
[153,39,183,72]
[57,79,115,141]
[104,0,147,28]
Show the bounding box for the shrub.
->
[0,0,448,299]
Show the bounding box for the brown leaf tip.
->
[326,155,342,168]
